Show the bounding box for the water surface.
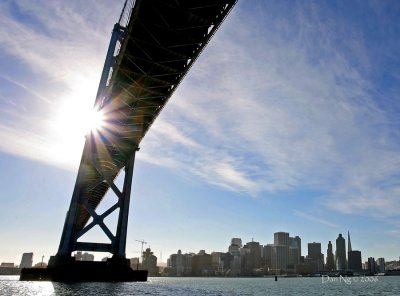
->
[1,275,399,295]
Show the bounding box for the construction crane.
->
[135,239,147,263]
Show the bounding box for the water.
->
[1,275,400,295]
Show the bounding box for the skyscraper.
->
[308,243,322,260]
[335,234,346,270]
[262,244,273,269]
[289,236,301,265]
[307,242,324,271]
[348,231,352,252]
[228,238,242,256]
[19,253,33,269]
[269,232,290,274]
[274,232,289,246]
[326,241,335,271]
[242,240,262,275]
[294,236,302,257]
[376,258,385,273]
[348,250,362,272]
[271,244,288,274]
[142,247,158,276]
[367,257,376,275]
[347,231,362,272]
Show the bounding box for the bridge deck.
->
[72,0,236,238]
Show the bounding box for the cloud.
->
[0,0,124,170]
[0,121,83,171]
[137,1,400,217]
[0,74,51,104]
[386,230,400,238]
[293,210,338,228]
[0,0,125,86]
[1,1,399,220]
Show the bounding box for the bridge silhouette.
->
[20,0,236,281]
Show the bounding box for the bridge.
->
[20,0,236,281]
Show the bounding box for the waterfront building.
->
[230,254,242,276]
[1,263,14,267]
[19,252,33,268]
[75,251,82,261]
[368,257,376,275]
[271,244,288,274]
[228,238,242,256]
[220,252,233,273]
[192,250,213,276]
[142,247,158,276]
[307,242,324,271]
[346,232,362,272]
[348,251,362,272]
[82,252,94,261]
[326,241,335,271]
[0,263,20,275]
[262,244,273,270]
[335,234,346,270]
[211,252,224,273]
[242,240,262,275]
[231,238,242,248]
[289,236,300,266]
[308,242,322,260]
[272,232,290,273]
[274,232,289,246]
[130,257,140,269]
[168,250,193,276]
[376,258,385,273]
[33,262,47,268]
[290,236,302,257]
[74,251,94,261]
[385,260,400,271]
[289,245,300,266]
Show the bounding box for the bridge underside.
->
[61,0,236,257]
[21,0,236,282]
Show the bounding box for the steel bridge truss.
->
[56,0,237,260]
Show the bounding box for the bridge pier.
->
[20,256,147,282]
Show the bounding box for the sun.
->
[52,75,106,137]
[47,76,106,168]
[83,107,105,133]
[54,98,105,138]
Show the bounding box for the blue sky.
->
[1,0,400,265]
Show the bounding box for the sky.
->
[0,0,400,265]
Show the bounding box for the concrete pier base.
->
[20,256,148,282]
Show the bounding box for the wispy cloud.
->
[0,74,51,104]
[386,230,400,238]
[138,1,400,217]
[0,0,124,169]
[0,122,83,171]
[0,0,122,80]
[293,210,338,228]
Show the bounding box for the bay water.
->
[1,275,399,295]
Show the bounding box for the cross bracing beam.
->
[56,0,237,259]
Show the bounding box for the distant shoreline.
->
[0,267,20,276]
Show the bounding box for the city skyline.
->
[4,231,395,278]
[1,1,400,264]
[0,230,393,268]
